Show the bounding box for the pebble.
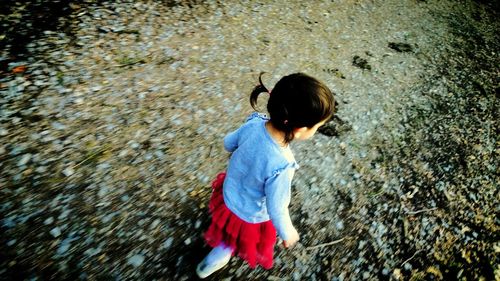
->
[35,166,48,173]
[150,219,160,229]
[50,227,62,238]
[393,269,402,279]
[335,220,344,230]
[57,238,72,255]
[58,209,71,220]
[51,122,66,130]
[3,217,16,228]
[154,150,165,159]
[163,237,174,249]
[101,213,114,223]
[97,186,109,197]
[44,217,54,225]
[128,254,145,267]
[62,167,74,177]
[91,86,102,92]
[84,247,102,257]
[18,154,32,166]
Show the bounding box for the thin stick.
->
[306,237,345,250]
[72,146,108,169]
[401,250,422,267]
[406,207,437,215]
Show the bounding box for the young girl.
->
[197,73,335,278]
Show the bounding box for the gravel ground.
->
[1,0,498,280]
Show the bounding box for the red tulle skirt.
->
[204,172,277,269]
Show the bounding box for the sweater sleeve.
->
[264,167,297,241]
[223,129,239,152]
[224,112,268,152]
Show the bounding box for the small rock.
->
[150,219,160,229]
[336,220,344,230]
[154,150,165,159]
[18,154,32,166]
[62,167,74,177]
[101,213,114,223]
[163,237,174,249]
[58,209,71,220]
[44,217,54,225]
[98,186,109,197]
[50,227,62,238]
[388,42,413,52]
[57,238,72,255]
[118,149,129,157]
[35,166,48,173]
[51,122,66,130]
[128,254,145,267]
[84,247,102,257]
[392,268,402,280]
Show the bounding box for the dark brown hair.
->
[250,72,335,143]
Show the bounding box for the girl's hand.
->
[283,229,300,248]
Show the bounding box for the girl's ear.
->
[293,127,308,138]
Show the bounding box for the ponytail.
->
[250,72,269,110]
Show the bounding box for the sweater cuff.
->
[273,212,296,241]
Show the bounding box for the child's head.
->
[250,72,335,143]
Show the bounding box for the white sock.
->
[205,242,233,265]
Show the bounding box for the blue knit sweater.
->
[222,113,299,241]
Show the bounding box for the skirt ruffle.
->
[204,172,277,269]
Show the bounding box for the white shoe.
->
[196,251,231,279]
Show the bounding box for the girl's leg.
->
[196,242,234,279]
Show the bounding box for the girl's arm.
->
[224,112,267,152]
[223,129,239,152]
[264,168,299,243]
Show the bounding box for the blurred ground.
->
[0,0,498,280]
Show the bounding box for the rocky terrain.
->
[1,0,498,280]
